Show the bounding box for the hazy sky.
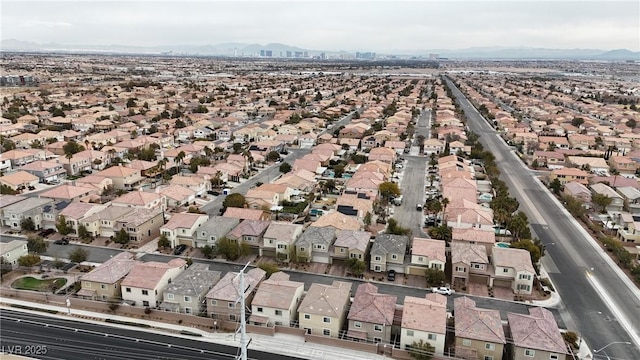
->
[2,0,639,52]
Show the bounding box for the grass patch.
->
[10,304,58,314]
[11,277,67,292]
[105,318,151,328]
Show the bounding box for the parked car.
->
[173,244,187,255]
[387,270,396,282]
[431,286,453,295]
[416,204,423,211]
[54,239,69,245]
[39,229,55,237]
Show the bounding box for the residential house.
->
[562,181,592,205]
[400,293,447,356]
[0,240,28,269]
[609,156,638,175]
[566,156,609,173]
[226,220,271,255]
[347,283,396,343]
[590,183,624,212]
[332,230,371,263]
[159,184,196,209]
[617,213,640,243]
[160,263,221,315]
[295,226,337,264]
[454,297,506,360]
[298,281,353,338]
[0,171,39,191]
[95,166,144,190]
[262,222,304,262]
[58,202,104,236]
[492,247,535,295]
[19,160,66,183]
[194,216,239,248]
[250,272,304,327]
[549,168,589,185]
[85,205,133,238]
[507,308,568,360]
[113,208,164,244]
[38,184,97,203]
[451,242,491,288]
[77,252,136,301]
[407,237,446,276]
[120,258,187,307]
[112,190,166,212]
[160,213,210,248]
[2,197,52,230]
[222,207,270,221]
[169,175,210,197]
[370,234,409,273]
[205,268,266,322]
[617,186,640,214]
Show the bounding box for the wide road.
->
[444,76,640,360]
[0,308,302,360]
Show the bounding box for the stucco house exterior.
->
[298,281,352,338]
[120,258,188,308]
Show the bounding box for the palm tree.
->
[175,151,186,174]
[203,146,213,160]
[440,197,449,224]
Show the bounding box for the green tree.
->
[20,218,36,231]
[56,215,72,235]
[424,268,446,286]
[215,237,249,261]
[346,258,366,277]
[363,211,372,226]
[379,181,401,203]
[507,211,531,240]
[408,339,435,360]
[428,224,452,241]
[17,254,41,267]
[78,224,92,241]
[279,162,292,173]
[27,236,47,254]
[223,193,246,209]
[157,234,171,248]
[549,178,563,194]
[69,247,89,263]
[201,244,215,259]
[258,263,281,278]
[113,228,130,244]
[592,193,612,214]
[386,218,411,236]
[1,184,17,195]
[266,151,280,162]
[571,117,585,127]
[626,119,637,128]
[62,140,85,157]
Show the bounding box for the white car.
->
[431,286,453,295]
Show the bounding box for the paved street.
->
[394,156,427,238]
[0,308,302,360]
[444,76,640,360]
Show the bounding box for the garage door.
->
[313,253,330,264]
[178,238,193,246]
[493,279,511,288]
[470,274,489,285]
[407,266,426,276]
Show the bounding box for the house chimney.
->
[457,215,461,228]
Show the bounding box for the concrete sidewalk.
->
[0,297,386,360]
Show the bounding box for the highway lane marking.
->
[585,271,640,350]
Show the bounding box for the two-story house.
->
[113,208,164,244]
[77,252,136,301]
[0,240,28,269]
[333,230,371,263]
[295,226,337,264]
[194,216,239,248]
[95,166,144,190]
[19,160,67,183]
[160,213,210,248]
[491,247,535,295]
[407,237,446,276]
[262,222,304,262]
[298,281,353,338]
[590,182,624,213]
[160,263,221,315]
[507,307,568,360]
[205,268,266,322]
[250,272,304,327]
[120,258,188,308]
[370,234,409,273]
[451,242,491,288]
[2,197,52,231]
[226,219,271,255]
[347,283,396,344]
[454,297,506,360]
[401,293,448,356]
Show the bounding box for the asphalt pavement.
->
[444,76,640,360]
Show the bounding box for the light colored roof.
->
[163,213,209,230]
[263,222,303,243]
[507,307,568,354]
[371,234,408,256]
[205,267,266,301]
[97,166,141,178]
[0,171,38,186]
[223,207,265,221]
[298,281,352,317]
[401,294,447,334]
[120,258,187,289]
[590,182,623,199]
[348,283,396,325]
[452,228,496,244]
[0,240,27,255]
[252,272,304,309]
[411,237,446,262]
[113,190,163,206]
[162,263,221,297]
[334,230,371,253]
[80,252,136,284]
[227,220,271,239]
[492,247,535,273]
[311,211,362,231]
[297,226,336,247]
[58,202,99,219]
[454,297,505,343]
[39,184,94,200]
[451,242,488,265]
[159,184,196,201]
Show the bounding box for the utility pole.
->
[235,262,251,360]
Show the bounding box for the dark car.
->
[387,270,396,282]
[39,228,55,237]
[174,244,187,255]
[54,239,69,245]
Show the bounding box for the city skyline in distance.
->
[1,0,639,53]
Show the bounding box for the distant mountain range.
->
[1,39,638,61]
